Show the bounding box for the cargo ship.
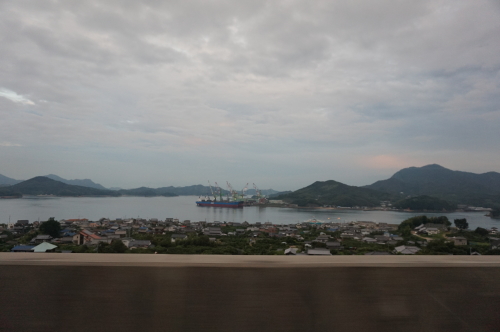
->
[196,198,244,208]
[196,181,246,208]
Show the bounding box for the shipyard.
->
[196,181,271,208]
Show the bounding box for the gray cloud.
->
[0,0,499,189]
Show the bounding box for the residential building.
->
[127,240,152,249]
[11,245,35,252]
[31,235,53,244]
[394,245,421,255]
[326,241,343,249]
[307,248,332,256]
[453,237,467,246]
[33,242,58,252]
[73,230,101,245]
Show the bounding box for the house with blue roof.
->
[11,245,35,252]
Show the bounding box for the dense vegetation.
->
[277,180,394,207]
[393,195,456,211]
[39,217,62,238]
[0,187,22,197]
[454,218,469,230]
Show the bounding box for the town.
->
[1,215,499,255]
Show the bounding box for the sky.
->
[1,0,499,190]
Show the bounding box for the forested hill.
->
[363,164,500,207]
[3,177,120,197]
[393,195,457,211]
[276,180,394,207]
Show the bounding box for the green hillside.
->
[364,164,500,207]
[277,180,394,207]
[7,176,120,196]
[0,187,22,197]
[393,195,456,211]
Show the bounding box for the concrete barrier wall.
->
[1,254,500,332]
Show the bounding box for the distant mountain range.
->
[1,165,499,209]
[43,174,108,190]
[0,174,281,198]
[117,186,281,197]
[118,187,179,197]
[277,164,500,210]
[0,176,120,197]
[0,174,22,186]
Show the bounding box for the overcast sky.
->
[1,0,499,190]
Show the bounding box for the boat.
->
[196,198,244,208]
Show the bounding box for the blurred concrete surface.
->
[1,254,500,332]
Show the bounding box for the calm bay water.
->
[0,195,498,229]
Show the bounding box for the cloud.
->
[0,0,499,188]
[0,88,35,105]
[0,142,22,147]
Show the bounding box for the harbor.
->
[0,195,498,229]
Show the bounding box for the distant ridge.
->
[118,187,177,197]
[44,174,108,190]
[118,185,282,197]
[364,164,500,207]
[0,174,283,197]
[4,176,120,197]
[0,174,22,186]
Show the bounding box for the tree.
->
[454,218,469,230]
[401,225,412,237]
[39,217,61,238]
[475,227,489,236]
[108,239,128,253]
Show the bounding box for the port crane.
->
[214,182,223,201]
[204,180,250,202]
[226,181,235,196]
[241,183,249,197]
[226,181,242,201]
[253,183,262,198]
[207,181,215,201]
